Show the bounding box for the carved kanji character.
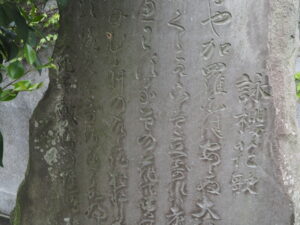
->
[202,63,226,78]
[202,39,216,60]
[167,206,185,225]
[242,174,258,195]
[231,174,244,193]
[192,195,220,220]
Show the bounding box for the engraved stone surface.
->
[15,0,300,225]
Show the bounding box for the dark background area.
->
[0,216,10,225]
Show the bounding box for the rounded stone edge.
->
[267,0,300,224]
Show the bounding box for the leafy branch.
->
[0,0,59,167]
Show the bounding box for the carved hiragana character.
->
[140,107,155,131]
[199,140,221,153]
[170,82,190,107]
[111,96,126,113]
[202,0,232,37]
[138,133,157,151]
[245,141,257,168]
[85,201,107,222]
[219,43,231,56]
[232,141,245,169]
[246,154,257,168]
[196,180,220,195]
[140,0,156,21]
[199,141,221,174]
[141,165,157,184]
[111,116,126,137]
[142,26,152,50]
[136,53,158,80]
[140,196,156,213]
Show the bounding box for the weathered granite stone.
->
[0,0,57,216]
[0,48,50,216]
[295,58,300,127]
[15,0,300,225]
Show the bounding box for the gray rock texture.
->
[296,58,300,127]
[0,0,55,217]
[0,49,50,216]
[14,0,300,225]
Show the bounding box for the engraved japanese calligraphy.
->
[137,1,159,225]
[166,6,190,225]
[105,6,129,225]
[231,73,271,195]
[17,1,296,225]
[192,1,232,224]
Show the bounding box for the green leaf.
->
[33,56,42,74]
[0,72,2,83]
[7,42,18,60]
[7,61,24,79]
[44,13,60,28]
[0,89,18,101]
[0,50,3,63]
[0,26,17,40]
[13,80,31,91]
[19,7,30,22]
[0,32,19,60]
[27,30,37,47]
[36,61,57,70]
[24,43,37,65]
[0,34,9,60]
[0,6,10,27]
[13,80,43,92]
[31,14,45,23]
[28,82,43,90]
[295,72,300,80]
[1,39,18,60]
[2,3,30,41]
[296,82,300,93]
[0,130,3,167]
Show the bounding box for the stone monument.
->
[14,0,300,225]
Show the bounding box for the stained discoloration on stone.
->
[44,147,58,166]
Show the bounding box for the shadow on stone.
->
[0,216,10,225]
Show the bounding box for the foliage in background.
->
[295,72,300,98]
[0,0,59,167]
